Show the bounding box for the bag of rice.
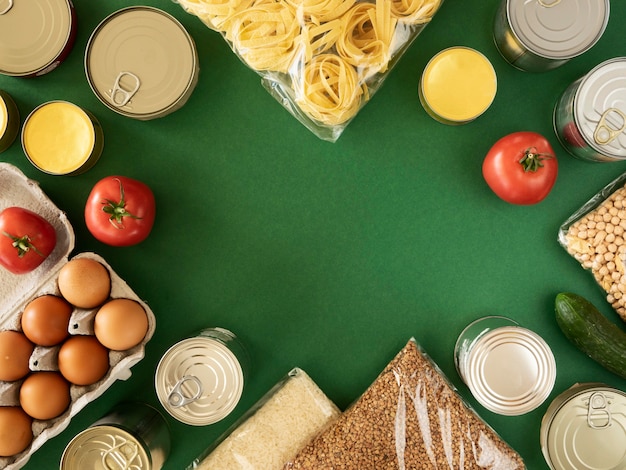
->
[284,338,526,469]
[188,367,340,469]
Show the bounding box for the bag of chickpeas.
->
[559,171,626,323]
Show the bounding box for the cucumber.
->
[555,292,626,379]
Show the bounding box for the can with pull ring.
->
[553,58,626,162]
[155,327,249,426]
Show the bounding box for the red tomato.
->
[85,176,155,247]
[482,132,558,205]
[0,207,57,274]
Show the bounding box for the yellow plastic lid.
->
[421,47,497,123]
[22,101,96,175]
[0,96,7,138]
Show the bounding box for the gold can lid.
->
[0,94,7,137]
[85,6,198,119]
[60,425,151,469]
[0,0,73,76]
[155,336,245,426]
[541,384,626,469]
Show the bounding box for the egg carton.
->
[0,163,156,470]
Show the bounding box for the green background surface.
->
[2,0,626,468]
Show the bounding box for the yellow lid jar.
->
[419,47,497,125]
[22,101,104,175]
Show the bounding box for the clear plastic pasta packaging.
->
[174,0,444,142]
[284,338,526,469]
[188,367,341,469]
[558,171,626,323]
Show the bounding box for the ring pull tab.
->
[537,0,561,7]
[0,0,13,15]
[110,71,140,107]
[168,375,203,408]
[587,391,612,429]
[594,108,626,146]
[102,437,140,470]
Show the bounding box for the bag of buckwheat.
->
[559,171,626,323]
[187,367,340,469]
[284,338,526,470]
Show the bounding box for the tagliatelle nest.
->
[294,53,369,126]
[336,0,397,76]
[390,0,442,24]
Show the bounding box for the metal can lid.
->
[0,0,73,76]
[574,58,626,158]
[155,336,245,426]
[507,0,609,60]
[60,425,151,469]
[541,383,626,470]
[85,6,198,119]
[465,326,556,415]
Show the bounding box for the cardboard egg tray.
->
[0,163,156,470]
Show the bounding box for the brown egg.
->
[58,335,109,386]
[21,295,73,346]
[0,331,34,381]
[20,372,71,420]
[0,406,33,457]
[95,298,148,351]
[57,258,111,308]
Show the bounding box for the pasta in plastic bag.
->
[284,338,526,469]
[174,0,443,141]
[558,170,626,323]
[188,367,340,469]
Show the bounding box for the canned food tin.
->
[494,0,609,72]
[0,90,19,153]
[0,0,77,77]
[155,327,248,426]
[419,47,497,125]
[22,101,104,175]
[85,6,199,120]
[454,316,556,415]
[60,402,171,470]
[554,58,626,162]
[541,383,626,470]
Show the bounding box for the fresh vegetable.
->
[554,292,626,379]
[482,131,558,205]
[85,176,155,247]
[0,207,57,274]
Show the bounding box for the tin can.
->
[0,90,19,153]
[493,0,609,72]
[454,316,556,416]
[21,101,104,176]
[60,401,171,470]
[419,47,497,125]
[541,383,626,470]
[0,0,77,77]
[554,58,626,162]
[85,6,199,120]
[155,327,249,426]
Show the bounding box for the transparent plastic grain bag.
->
[173,0,444,142]
[284,338,526,470]
[188,367,340,469]
[558,170,626,323]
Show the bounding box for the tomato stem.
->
[2,232,44,258]
[519,147,554,172]
[102,178,142,229]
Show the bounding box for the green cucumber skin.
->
[555,292,626,380]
